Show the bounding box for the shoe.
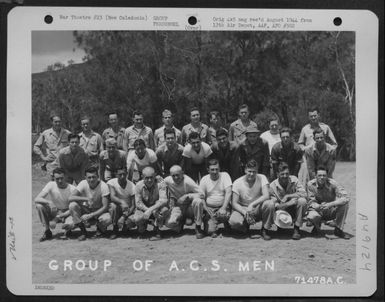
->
[311,227,324,237]
[195,226,205,239]
[39,229,53,242]
[211,231,218,238]
[78,233,87,241]
[292,226,301,240]
[261,228,271,241]
[334,227,350,240]
[92,229,103,239]
[60,230,72,240]
[109,226,119,240]
[150,227,162,241]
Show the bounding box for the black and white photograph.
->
[6,7,378,296]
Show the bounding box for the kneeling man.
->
[269,162,307,240]
[34,167,77,241]
[306,166,350,239]
[230,159,275,240]
[199,159,232,237]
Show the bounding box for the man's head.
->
[132,110,144,128]
[313,128,325,148]
[209,111,220,127]
[134,139,146,158]
[108,112,118,127]
[106,138,117,156]
[315,165,328,186]
[162,109,173,127]
[190,107,200,124]
[277,162,290,186]
[188,131,201,152]
[52,167,67,189]
[170,165,184,185]
[308,107,320,126]
[50,115,62,132]
[68,134,80,152]
[268,117,280,134]
[116,166,128,184]
[216,128,229,148]
[245,125,261,145]
[238,104,250,121]
[280,127,292,147]
[164,128,177,148]
[85,166,99,188]
[207,158,220,181]
[142,166,156,188]
[244,159,258,182]
[80,116,91,133]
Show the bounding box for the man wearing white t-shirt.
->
[199,159,232,237]
[230,159,275,240]
[126,139,158,183]
[35,167,77,241]
[182,131,213,182]
[68,166,114,241]
[260,117,281,154]
[107,167,136,239]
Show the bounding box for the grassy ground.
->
[32,162,356,284]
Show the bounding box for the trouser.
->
[46,161,59,180]
[306,203,349,230]
[164,198,204,231]
[36,203,73,230]
[68,202,114,232]
[298,155,309,186]
[203,206,230,235]
[110,203,136,229]
[131,207,169,233]
[229,199,275,233]
[281,197,307,227]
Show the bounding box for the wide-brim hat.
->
[274,210,293,229]
[245,125,261,134]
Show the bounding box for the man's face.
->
[245,167,258,182]
[135,144,146,158]
[107,144,116,156]
[190,110,200,123]
[314,132,325,148]
[269,120,279,133]
[190,138,201,152]
[108,114,118,127]
[239,108,249,121]
[280,131,291,147]
[116,169,127,183]
[308,111,319,125]
[246,132,259,145]
[316,170,328,186]
[208,163,220,181]
[170,169,184,185]
[165,133,176,147]
[81,119,90,132]
[217,134,228,148]
[69,137,79,152]
[52,116,62,131]
[53,172,67,189]
[86,172,99,188]
[143,171,156,188]
[162,113,173,127]
[278,168,290,186]
[210,115,218,126]
[133,114,144,128]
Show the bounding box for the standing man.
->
[34,168,77,241]
[156,128,184,177]
[164,165,205,239]
[68,166,114,241]
[260,116,281,154]
[79,116,104,168]
[229,104,257,145]
[238,125,270,177]
[305,128,337,180]
[306,166,350,239]
[107,166,136,239]
[208,111,226,145]
[99,138,127,182]
[199,159,232,237]
[123,110,155,152]
[57,134,89,184]
[154,109,182,148]
[230,159,275,240]
[210,128,241,181]
[182,131,213,183]
[102,112,125,150]
[33,114,71,177]
[181,107,211,146]
[271,127,303,178]
[269,163,307,240]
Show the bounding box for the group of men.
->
[33,105,350,242]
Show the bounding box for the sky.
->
[32,31,87,73]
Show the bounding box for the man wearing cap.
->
[102,112,125,150]
[229,104,257,145]
[230,159,275,240]
[33,114,71,177]
[79,116,104,168]
[34,167,77,241]
[306,166,350,239]
[269,162,307,240]
[57,134,89,184]
[123,110,155,152]
[238,125,270,177]
[181,107,212,146]
[99,138,127,182]
[154,109,182,148]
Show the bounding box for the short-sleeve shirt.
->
[307,178,349,205]
[154,126,182,148]
[182,142,213,165]
[126,148,157,173]
[39,181,77,210]
[260,131,281,154]
[271,141,303,175]
[107,178,135,201]
[135,179,168,211]
[79,131,104,160]
[298,123,337,147]
[199,172,232,208]
[181,123,211,145]
[124,125,154,151]
[164,175,203,200]
[76,180,110,209]
[102,127,125,150]
[99,150,127,172]
[33,128,71,162]
[156,143,184,175]
[269,176,306,202]
[232,174,269,207]
[229,119,257,145]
